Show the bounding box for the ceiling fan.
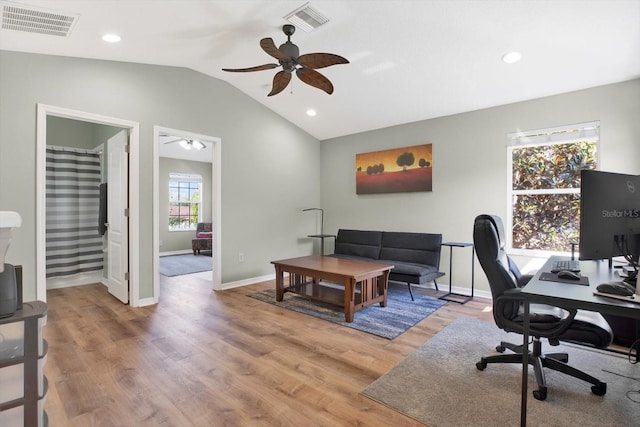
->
[222,24,349,96]
[162,137,206,151]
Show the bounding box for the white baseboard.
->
[137,296,157,307]
[220,273,282,290]
[160,249,193,257]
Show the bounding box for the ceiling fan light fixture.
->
[177,139,206,150]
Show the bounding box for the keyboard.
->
[551,259,581,273]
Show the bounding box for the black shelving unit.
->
[0,300,48,426]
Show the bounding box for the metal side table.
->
[439,242,475,303]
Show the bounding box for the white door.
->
[107,130,129,303]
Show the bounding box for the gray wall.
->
[47,116,122,149]
[0,50,321,301]
[159,157,213,252]
[320,79,640,294]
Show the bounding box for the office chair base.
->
[476,339,607,401]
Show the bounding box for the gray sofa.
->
[328,229,445,300]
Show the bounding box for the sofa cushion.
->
[196,231,213,239]
[381,260,445,284]
[334,229,382,259]
[380,231,442,267]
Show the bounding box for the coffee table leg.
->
[379,270,389,307]
[275,265,284,301]
[344,277,356,322]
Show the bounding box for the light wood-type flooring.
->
[43,274,494,426]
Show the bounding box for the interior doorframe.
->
[36,104,141,305]
[153,126,222,299]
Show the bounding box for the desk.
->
[519,256,640,426]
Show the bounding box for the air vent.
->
[284,2,329,33]
[0,1,78,37]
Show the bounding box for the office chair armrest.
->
[495,290,578,338]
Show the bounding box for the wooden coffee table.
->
[271,255,394,322]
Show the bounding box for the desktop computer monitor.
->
[579,169,640,268]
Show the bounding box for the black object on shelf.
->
[439,242,475,304]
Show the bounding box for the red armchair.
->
[192,222,212,255]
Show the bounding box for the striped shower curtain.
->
[46,146,104,278]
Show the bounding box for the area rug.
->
[159,254,212,276]
[361,317,640,427]
[248,286,447,339]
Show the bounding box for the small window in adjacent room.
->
[507,121,599,255]
[168,173,202,231]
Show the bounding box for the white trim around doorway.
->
[36,104,142,306]
[153,126,222,302]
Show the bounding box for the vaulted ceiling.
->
[1,0,639,140]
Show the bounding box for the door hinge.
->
[125,144,130,153]
[124,208,129,217]
[125,272,130,281]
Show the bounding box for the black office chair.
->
[473,214,613,401]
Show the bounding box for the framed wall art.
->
[356,144,433,194]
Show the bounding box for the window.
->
[168,173,202,231]
[507,121,599,254]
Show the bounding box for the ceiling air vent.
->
[284,2,329,33]
[0,1,79,37]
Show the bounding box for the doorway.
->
[36,104,141,305]
[153,126,222,301]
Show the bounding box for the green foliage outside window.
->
[511,141,597,252]
[168,179,201,231]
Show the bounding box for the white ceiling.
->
[1,0,639,141]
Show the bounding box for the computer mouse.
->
[557,270,581,280]
[596,281,635,297]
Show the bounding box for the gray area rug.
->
[362,317,640,427]
[248,286,447,339]
[159,254,212,277]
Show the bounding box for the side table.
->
[307,234,336,256]
[439,242,475,303]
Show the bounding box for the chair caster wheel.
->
[476,359,487,371]
[533,387,547,401]
[591,383,606,396]
[496,345,505,353]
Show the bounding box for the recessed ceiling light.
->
[102,33,121,43]
[502,51,522,64]
[306,109,317,117]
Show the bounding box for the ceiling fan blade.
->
[296,68,334,95]
[297,53,349,69]
[222,63,279,72]
[268,71,292,97]
[163,138,183,144]
[260,38,291,61]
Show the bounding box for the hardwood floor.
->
[43,276,494,426]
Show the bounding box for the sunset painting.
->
[356,144,433,194]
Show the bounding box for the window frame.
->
[506,121,600,257]
[168,173,202,232]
